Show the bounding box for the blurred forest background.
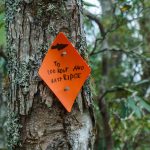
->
[0,0,150,149]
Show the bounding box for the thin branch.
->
[99,79,150,101]
[106,7,150,36]
[89,38,100,56]
[83,9,105,38]
[90,47,150,62]
[99,86,126,101]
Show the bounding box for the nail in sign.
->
[38,32,91,112]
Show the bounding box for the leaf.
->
[135,79,150,86]
[120,4,132,12]
[0,22,4,29]
[0,26,6,45]
[128,97,142,118]
[0,3,5,14]
[136,97,150,112]
[83,1,98,8]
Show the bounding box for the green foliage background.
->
[84,0,150,149]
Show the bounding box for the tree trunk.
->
[98,0,113,150]
[6,0,95,149]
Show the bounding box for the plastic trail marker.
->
[38,32,91,112]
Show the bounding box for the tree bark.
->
[6,0,95,149]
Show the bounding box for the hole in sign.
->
[61,51,67,56]
[64,86,70,91]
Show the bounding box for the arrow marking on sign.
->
[51,43,68,50]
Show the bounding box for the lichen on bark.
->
[6,111,22,149]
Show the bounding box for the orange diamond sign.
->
[38,32,91,112]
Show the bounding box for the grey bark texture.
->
[6,0,95,150]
